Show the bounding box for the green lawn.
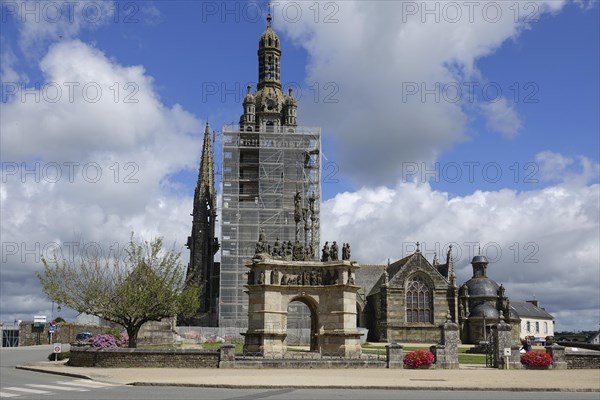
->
[201,341,243,352]
[361,343,486,364]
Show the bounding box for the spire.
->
[257,8,281,90]
[196,121,216,204]
[266,11,272,28]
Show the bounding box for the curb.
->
[16,365,93,380]
[128,382,600,392]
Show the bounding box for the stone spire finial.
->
[196,121,216,202]
[446,244,453,264]
[415,241,420,253]
[266,10,272,27]
[432,252,439,266]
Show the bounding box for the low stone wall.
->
[233,359,386,368]
[19,322,110,346]
[566,351,600,369]
[68,346,219,368]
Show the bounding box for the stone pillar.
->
[509,345,522,369]
[437,313,459,369]
[219,343,235,368]
[430,344,444,369]
[386,343,404,369]
[546,343,567,370]
[494,311,512,369]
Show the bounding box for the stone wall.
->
[19,322,110,346]
[565,351,600,369]
[68,347,219,368]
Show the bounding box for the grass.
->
[361,343,487,364]
[201,341,243,353]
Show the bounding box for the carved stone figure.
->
[347,268,354,285]
[346,243,351,260]
[281,273,288,285]
[331,241,339,261]
[310,269,317,286]
[316,271,322,286]
[270,268,277,285]
[258,270,265,285]
[293,240,304,261]
[303,270,310,286]
[272,238,281,257]
[294,191,302,223]
[321,242,330,262]
[332,270,339,285]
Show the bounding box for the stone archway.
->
[242,257,362,357]
[287,295,318,351]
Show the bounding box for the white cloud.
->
[481,98,522,138]
[321,153,600,331]
[276,0,568,185]
[0,39,201,323]
[536,150,600,186]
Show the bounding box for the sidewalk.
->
[17,362,600,392]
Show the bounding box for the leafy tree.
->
[37,236,200,348]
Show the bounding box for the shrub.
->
[117,331,129,347]
[88,334,118,349]
[48,351,70,361]
[521,350,553,368]
[403,350,435,368]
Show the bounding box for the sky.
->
[0,0,598,332]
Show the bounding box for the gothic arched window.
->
[405,277,432,323]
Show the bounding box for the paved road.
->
[2,347,599,400]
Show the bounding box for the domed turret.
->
[244,84,255,104]
[257,13,281,90]
[259,13,280,50]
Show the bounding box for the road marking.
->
[0,392,21,398]
[27,384,90,391]
[56,380,120,388]
[3,387,50,394]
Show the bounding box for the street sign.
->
[51,320,56,326]
[503,347,511,356]
[53,343,62,353]
[49,325,55,333]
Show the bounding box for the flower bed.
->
[403,350,435,369]
[521,350,553,368]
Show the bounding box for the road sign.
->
[49,325,55,333]
[503,347,511,356]
[53,343,62,353]
[51,320,56,326]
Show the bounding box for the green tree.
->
[37,236,200,348]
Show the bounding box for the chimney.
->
[526,300,540,307]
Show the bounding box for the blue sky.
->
[1,1,599,331]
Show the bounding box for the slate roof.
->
[510,301,554,320]
[436,263,449,279]
[354,264,386,297]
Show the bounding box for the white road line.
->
[56,380,120,388]
[27,384,90,391]
[3,387,51,394]
[0,392,21,398]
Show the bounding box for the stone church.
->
[357,244,522,344]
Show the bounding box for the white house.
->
[511,300,554,344]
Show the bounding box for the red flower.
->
[520,350,553,368]
[403,350,435,368]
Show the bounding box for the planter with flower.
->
[520,350,553,369]
[403,350,435,369]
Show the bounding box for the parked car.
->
[75,332,93,342]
